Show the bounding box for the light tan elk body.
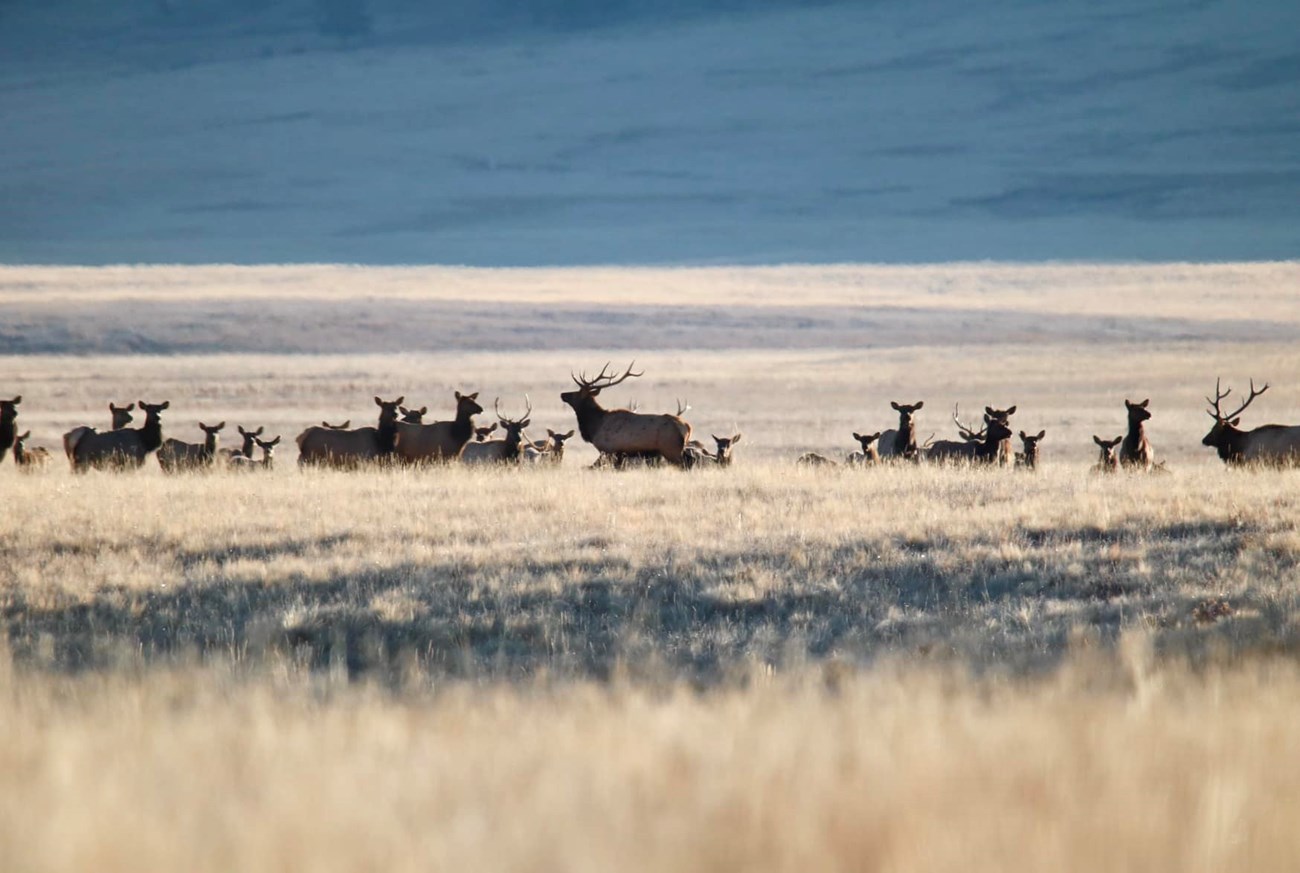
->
[66,400,169,471]
[878,401,923,460]
[1202,378,1300,466]
[560,363,692,467]
[13,431,50,471]
[297,396,403,468]
[393,391,483,463]
[158,421,226,473]
[0,395,19,465]
[1120,399,1154,471]
[1092,435,1122,473]
[461,399,531,465]
[524,428,575,464]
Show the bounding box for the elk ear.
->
[986,406,996,417]
[13,396,21,404]
[125,402,135,411]
[375,396,383,406]
[1036,430,1045,440]
[561,430,574,439]
[239,426,248,436]
[1231,417,1241,426]
[1019,430,1027,439]
[1006,406,1016,415]
[254,426,264,436]
[18,430,29,440]
[216,421,227,431]
[418,406,427,415]
[913,401,924,410]
[732,433,742,444]
[468,392,479,401]
[1093,435,1105,446]
[890,401,901,411]
[267,436,282,446]
[853,432,864,441]
[519,418,531,428]
[1140,399,1149,408]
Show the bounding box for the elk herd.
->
[2,370,1299,474]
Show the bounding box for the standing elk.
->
[461,398,532,465]
[393,391,484,464]
[158,421,227,473]
[985,405,1017,466]
[1015,430,1045,470]
[13,431,51,471]
[878,401,924,461]
[1092,435,1122,474]
[560,363,692,467]
[1120,398,1154,471]
[63,402,137,463]
[0,395,19,464]
[846,432,881,465]
[297,396,404,468]
[1203,378,1300,466]
[66,400,170,471]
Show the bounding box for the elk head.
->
[110,402,136,429]
[1203,378,1268,460]
[1125,398,1151,424]
[375,395,405,425]
[474,422,499,442]
[454,391,484,420]
[1093,435,1122,470]
[712,433,742,466]
[0,395,20,426]
[985,405,1016,423]
[399,405,428,424]
[236,425,264,458]
[1018,429,1045,467]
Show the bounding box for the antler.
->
[1207,377,1269,422]
[676,398,691,416]
[495,395,532,426]
[953,404,985,441]
[573,361,643,391]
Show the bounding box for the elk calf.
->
[846,432,881,466]
[224,425,264,465]
[525,428,576,464]
[13,431,50,471]
[230,435,281,471]
[1121,398,1154,471]
[1015,430,1045,470]
[1092,435,1122,474]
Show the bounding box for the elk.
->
[62,402,138,463]
[560,363,692,467]
[230,434,281,471]
[158,421,227,473]
[925,410,1012,465]
[711,433,741,466]
[461,398,532,465]
[524,428,575,464]
[1120,399,1154,471]
[1015,430,1045,470]
[985,405,1017,466]
[399,405,428,424]
[13,431,50,471]
[846,431,881,466]
[297,396,404,468]
[66,400,170,471]
[223,425,264,464]
[878,401,923,461]
[1203,378,1300,466]
[1092,435,1122,473]
[475,423,499,442]
[797,452,838,467]
[0,395,19,464]
[393,391,483,463]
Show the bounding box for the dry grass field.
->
[3,262,1300,870]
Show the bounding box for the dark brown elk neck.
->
[451,407,478,445]
[203,431,220,458]
[572,396,608,444]
[375,418,399,453]
[139,411,164,452]
[0,410,16,463]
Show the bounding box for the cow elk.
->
[225,425,264,464]
[1121,398,1154,471]
[846,431,881,466]
[1015,430,1045,470]
[13,431,50,471]
[158,421,227,473]
[461,398,532,465]
[878,401,923,461]
[1092,435,1122,474]
[0,395,19,464]
[110,402,135,430]
[985,405,1017,466]
[475,423,499,442]
[560,362,692,467]
[66,400,170,471]
[393,391,483,463]
[1203,378,1300,466]
[297,396,404,468]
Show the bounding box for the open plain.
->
[3,262,1300,870]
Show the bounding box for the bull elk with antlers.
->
[925,406,1011,465]
[560,363,692,467]
[1203,378,1300,466]
[461,398,532,465]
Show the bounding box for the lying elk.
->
[393,391,483,463]
[1015,430,1045,470]
[13,431,50,471]
[66,400,170,471]
[1203,378,1300,466]
[560,363,691,467]
[0,395,19,464]
[524,428,575,464]
[878,401,923,460]
[224,425,264,464]
[297,396,404,468]
[684,433,743,469]
[461,398,531,465]
[158,421,226,473]
[475,422,499,442]
[797,452,838,467]
[1120,398,1154,471]
[926,407,1012,465]
[231,434,280,470]
[847,432,881,465]
[1092,435,1122,474]
[985,404,1017,466]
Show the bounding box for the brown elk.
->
[684,433,742,469]
[985,405,1017,466]
[925,409,1012,465]
[475,423,499,442]
[297,396,404,468]
[393,391,484,463]
[846,431,882,466]
[1015,430,1045,470]
[1203,378,1300,466]
[1092,435,1122,473]
[878,401,923,460]
[1120,399,1154,471]
[62,402,137,463]
[67,400,170,471]
[524,428,575,464]
[158,421,227,473]
[399,405,428,424]
[711,433,741,466]
[461,398,532,465]
[0,395,19,464]
[230,434,281,471]
[13,431,50,471]
[560,363,692,467]
[224,425,264,464]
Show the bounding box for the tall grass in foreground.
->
[2,650,1298,872]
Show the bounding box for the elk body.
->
[560,363,691,467]
[461,399,531,465]
[1203,378,1300,466]
[1120,399,1154,471]
[158,421,226,473]
[1015,430,1045,470]
[846,431,881,466]
[62,402,137,463]
[1092,435,1122,473]
[393,391,483,463]
[878,401,923,460]
[985,405,1017,466]
[13,431,50,471]
[66,400,169,471]
[925,414,1012,465]
[0,395,19,464]
[297,396,403,468]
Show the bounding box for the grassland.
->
[2,263,1300,870]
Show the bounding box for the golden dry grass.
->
[3,262,1300,870]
